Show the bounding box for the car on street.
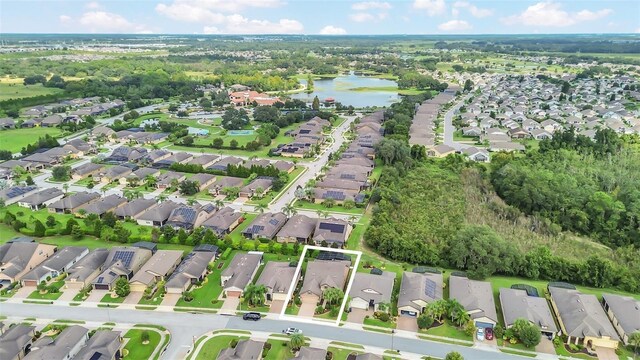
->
[476,328,485,341]
[485,327,494,340]
[283,327,302,335]
[242,312,261,321]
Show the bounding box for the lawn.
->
[26,278,66,300]
[247,167,306,206]
[194,335,248,360]
[327,347,362,360]
[237,302,271,313]
[420,321,472,341]
[554,343,596,360]
[101,292,126,304]
[0,82,63,101]
[123,329,161,360]
[138,282,166,306]
[228,214,258,243]
[293,200,365,215]
[264,339,296,360]
[0,126,63,153]
[175,255,233,308]
[363,316,396,329]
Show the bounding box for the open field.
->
[0,83,63,101]
[0,126,64,152]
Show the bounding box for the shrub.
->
[553,336,562,347]
[329,307,339,317]
[141,331,150,343]
[315,305,324,314]
[230,339,238,348]
[376,311,390,322]
[294,296,301,306]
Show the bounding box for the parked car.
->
[283,327,302,335]
[476,328,485,341]
[485,327,494,340]
[242,312,261,321]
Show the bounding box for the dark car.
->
[485,327,494,340]
[242,312,261,321]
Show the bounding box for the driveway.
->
[595,347,618,360]
[13,286,35,299]
[221,296,240,313]
[58,288,81,302]
[347,308,372,324]
[124,291,144,304]
[298,298,317,318]
[161,293,181,307]
[535,338,556,354]
[269,300,285,314]
[85,289,108,303]
[396,316,418,332]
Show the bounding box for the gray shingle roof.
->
[130,250,183,286]
[398,272,443,311]
[73,330,122,360]
[24,325,88,360]
[19,188,64,206]
[217,339,264,360]
[349,272,394,306]
[0,324,35,360]
[276,215,316,240]
[114,198,157,218]
[300,260,350,298]
[602,293,640,337]
[221,252,262,290]
[449,275,498,323]
[22,246,88,282]
[242,212,287,239]
[49,192,100,211]
[166,251,216,291]
[256,261,297,296]
[499,288,558,332]
[66,249,109,283]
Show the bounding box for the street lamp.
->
[391,329,395,352]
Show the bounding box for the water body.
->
[291,72,401,108]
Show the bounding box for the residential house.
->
[0,242,57,286]
[92,247,153,290]
[136,200,182,227]
[290,347,327,360]
[312,188,364,205]
[63,139,95,157]
[0,118,15,129]
[0,186,39,206]
[449,275,498,328]
[300,260,351,304]
[189,173,217,191]
[73,330,123,360]
[94,165,132,184]
[21,246,89,287]
[0,324,36,360]
[208,156,243,172]
[129,250,183,292]
[217,339,264,360]
[71,163,104,180]
[120,167,160,186]
[530,129,553,140]
[256,261,299,302]
[508,127,529,139]
[201,207,243,236]
[76,194,127,217]
[188,154,219,169]
[499,288,558,338]
[105,146,148,163]
[276,215,316,243]
[220,252,263,297]
[48,192,100,214]
[488,141,526,152]
[207,176,244,196]
[317,177,364,192]
[24,325,88,360]
[273,161,295,173]
[41,114,64,127]
[349,271,395,312]
[165,204,216,230]
[239,178,273,198]
[242,212,287,240]
[64,248,110,289]
[114,198,158,220]
[312,218,352,247]
[601,294,639,345]
[549,286,619,350]
[165,251,216,294]
[90,126,116,140]
[154,152,193,168]
[0,159,44,172]
[398,271,443,317]
[462,126,482,137]
[155,171,185,189]
[462,146,490,162]
[427,144,456,158]
[17,188,64,210]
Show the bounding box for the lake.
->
[290,72,401,108]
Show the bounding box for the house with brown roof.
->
[129,250,183,292]
[114,198,157,220]
[312,218,352,247]
[427,144,456,158]
[207,176,245,196]
[156,171,186,189]
[276,215,316,243]
[76,194,127,217]
[94,165,132,184]
[221,252,263,297]
[239,178,273,198]
[300,259,350,304]
[201,207,243,236]
[256,261,299,302]
[189,173,217,191]
[0,242,57,286]
[48,192,100,214]
[71,163,104,180]
[242,212,287,240]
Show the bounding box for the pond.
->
[290,72,401,108]
[227,129,255,135]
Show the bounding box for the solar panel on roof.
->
[268,219,280,226]
[325,190,346,200]
[425,278,437,298]
[319,222,345,233]
[341,174,355,180]
[113,250,134,268]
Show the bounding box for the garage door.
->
[94,284,110,290]
[475,321,494,329]
[401,310,417,317]
[226,291,241,298]
[23,280,38,287]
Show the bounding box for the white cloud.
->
[502,2,612,27]
[59,15,72,23]
[453,1,492,18]
[451,8,460,17]
[203,26,221,34]
[78,11,151,33]
[224,15,304,34]
[319,25,347,35]
[156,3,226,23]
[155,0,282,21]
[350,12,376,22]
[352,2,392,10]
[85,1,102,10]
[438,19,472,31]
[413,0,446,16]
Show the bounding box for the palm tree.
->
[144,175,157,189]
[186,198,196,206]
[348,215,358,226]
[282,203,297,218]
[630,331,640,359]
[243,284,267,307]
[316,210,329,219]
[322,287,344,306]
[448,299,470,327]
[213,199,225,209]
[426,299,449,323]
[123,190,134,201]
[289,333,305,351]
[158,194,168,202]
[255,203,267,214]
[63,183,69,194]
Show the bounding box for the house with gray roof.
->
[121,167,160,185]
[17,188,64,210]
[602,293,640,345]
[499,288,558,338]
[165,251,216,294]
[312,187,363,205]
[65,248,110,288]
[239,178,273,198]
[92,247,153,291]
[165,204,216,230]
[462,146,490,162]
[207,176,244,195]
[276,215,316,243]
[549,286,619,350]
[114,198,157,220]
[398,271,443,317]
[48,192,101,215]
[217,339,264,360]
[449,275,498,328]
[317,177,364,191]
[0,324,36,360]
[188,154,219,168]
[73,330,123,360]
[242,212,287,240]
[0,117,15,129]
[208,156,243,172]
[94,165,132,184]
[256,261,299,302]
[24,325,88,360]
[136,200,182,227]
[290,347,327,360]
[349,271,395,312]
[274,160,295,173]
[0,242,57,286]
[77,194,127,217]
[221,252,262,297]
[155,171,186,189]
[201,207,243,236]
[71,163,104,180]
[21,246,89,287]
[0,186,39,206]
[300,259,350,303]
[41,114,64,127]
[189,173,217,191]
[129,250,183,292]
[312,218,351,247]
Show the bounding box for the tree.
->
[114,277,130,297]
[255,203,267,214]
[46,215,57,228]
[628,331,640,358]
[253,106,280,123]
[282,203,297,217]
[212,137,224,149]
[25,176,34,186]
[33,220,46,237]
[322,287,344,306]
[71,225,83,240]
[446,225,512,279]
[179,180,199,196]
[141,330,150,344]
[463,79,474,92]
[417,313,434,329]
[312,96,320,110]
[445,351,464,360]
[513,318,541,348]
[221,108,250,130]
[447,299,470,327]
[289,333,305,351]
[425,299,449,323]
[51,166,71,181]
[243,284,267,306]
[182,135,194,146]
[229,139,239,149]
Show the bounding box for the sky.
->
[1,0,639,35]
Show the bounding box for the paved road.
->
[442,93,473,151]
[0,302,523,360]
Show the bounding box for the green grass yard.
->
[0,83,63,101]
[420,321,472,341]
[0,126,63,153]
[175,253,236,308]
[26,278,66,300]
[123,329,161,360]
[194,335,248,360]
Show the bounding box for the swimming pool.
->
[227,130,255,135]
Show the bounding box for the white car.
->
[283,327,302,335]
[476,328,485,341]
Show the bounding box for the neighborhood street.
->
[0,302,527,360]
[442,93,473,151]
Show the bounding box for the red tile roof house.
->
[229,90,282,106]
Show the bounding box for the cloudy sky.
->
[1,0,638,35]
